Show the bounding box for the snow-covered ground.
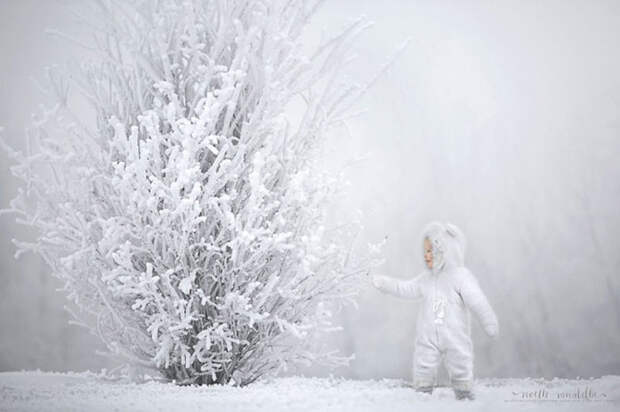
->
[0,372,618,412]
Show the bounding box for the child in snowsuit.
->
[372,221,498,400]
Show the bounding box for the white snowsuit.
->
[372,221,499,391]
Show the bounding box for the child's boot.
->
[454,389,475,400]
[415,385,434,395]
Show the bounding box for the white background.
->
[1,0,619,381]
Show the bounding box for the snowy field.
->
[0,372,619,412]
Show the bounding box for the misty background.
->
[1,0,619,381]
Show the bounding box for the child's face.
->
[424,237,433,269]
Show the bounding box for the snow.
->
[1,372,618,412]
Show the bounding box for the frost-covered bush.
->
[0,0,383,385]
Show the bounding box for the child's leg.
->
[444,342,474,392]
[413,338,442,391]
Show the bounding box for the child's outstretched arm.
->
[371,273,425,299]
[458,269,499,338]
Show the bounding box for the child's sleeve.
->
[372,272,425,299]
[458,269,499,338]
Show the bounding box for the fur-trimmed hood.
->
[420,221,466,275]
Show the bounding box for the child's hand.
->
[371,274,385,289]
[485,323,499,341]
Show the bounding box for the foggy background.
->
[1,0,619,381]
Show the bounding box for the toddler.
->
[372,221,498,400]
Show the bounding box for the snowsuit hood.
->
[421,221,466,275]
